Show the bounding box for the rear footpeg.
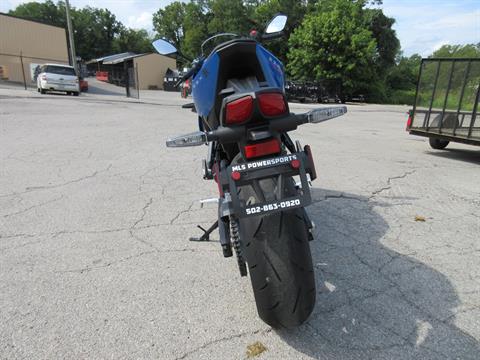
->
[199,197,219,208]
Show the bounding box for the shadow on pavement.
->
[426,148,480,165]
[277,188,479,359]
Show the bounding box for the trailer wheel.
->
[429,138,449,150]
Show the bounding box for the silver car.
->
[37,64,80,96]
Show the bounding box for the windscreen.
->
[45,66,76,76]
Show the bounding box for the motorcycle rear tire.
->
[238,178,316,328]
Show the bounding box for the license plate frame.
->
[226,152,312,218]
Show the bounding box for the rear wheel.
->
[238,176,316,328]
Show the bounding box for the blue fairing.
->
[256,44,285,90]
[192,53,219,117]
[191,42,284,118]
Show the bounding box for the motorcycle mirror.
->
[152,39,178,56]
[166,131,207,147]
[265,14,287,34]
[307,106,347,124]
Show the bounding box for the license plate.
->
[245,197,302,216]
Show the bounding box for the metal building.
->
[0,13,69,85]
[88,52,176,90]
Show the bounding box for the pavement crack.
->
[169,201,196,225]
[3,195,64,218]
[132,197,153,229]
[369,170,416,199]
[313,193,366,203]
[0,164,112,198]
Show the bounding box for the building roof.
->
[0,12,66,30]
[87,52,134,64]
[103,53,147,65]
[87,52,161,65]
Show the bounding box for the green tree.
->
[287,0,377,95]
[113,28,153,54]
[207,0,252,34]
[8,0,65,27]
[387,53,422,90]
[430,44,480,58]
[182,1,210,59]
[152,1,187,49]
[252,0,309,63]
[72,6,122,59]
[364,8,400,71]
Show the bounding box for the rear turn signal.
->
[244,138,281,159]
[225,96,253,124]
[258,92,287,117]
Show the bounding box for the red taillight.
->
[258,92,287,117]
[225,96,253,124]
[244,138,281,159]
[406,115,413,130]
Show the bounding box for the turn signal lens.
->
[258,92,287,117]
[244,138,281,159]
[225,96,253,124]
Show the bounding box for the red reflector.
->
[231,171,241,181]
[291,159,300,169]
[225,96,253,124]
[244,138,281,159]
[258,93,287,117]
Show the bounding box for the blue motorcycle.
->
[153,14,346,328]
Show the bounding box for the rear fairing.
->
[191,40,285,119]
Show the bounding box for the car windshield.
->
[46,66,76,76]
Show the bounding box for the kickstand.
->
[189,221,218,242]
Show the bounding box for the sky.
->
[1,0,479,56]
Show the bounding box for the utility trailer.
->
[406,58,480,149]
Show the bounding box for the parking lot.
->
[1,87,479,359]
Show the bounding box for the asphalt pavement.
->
[1,87,479,359]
